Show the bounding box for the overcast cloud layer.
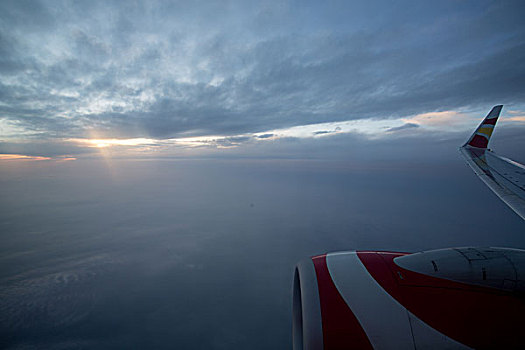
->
[1,0,525,144]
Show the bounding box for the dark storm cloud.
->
[1,0,525,141]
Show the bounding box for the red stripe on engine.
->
[357,251,525,349]
[312,255,373,350]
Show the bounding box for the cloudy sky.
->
[2,2,525,349]
[1,0,525,159]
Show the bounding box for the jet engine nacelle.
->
[293,247,525,349]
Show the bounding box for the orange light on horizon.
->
[507,116,525,122]
[0,154,77,161]
[401,110,463,127]
[0,154,52,161]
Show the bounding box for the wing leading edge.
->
[460,105,525,220]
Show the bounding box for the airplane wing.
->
[292,106,525,350]
[460,105,525,220]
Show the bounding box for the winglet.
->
[463,105,503,149]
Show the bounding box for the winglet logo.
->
[466,105,502,149]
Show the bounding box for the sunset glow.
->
[0,154,52,161]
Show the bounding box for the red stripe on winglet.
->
[468,134,488,148]
[312,255,373,350]
[482,118,497,126]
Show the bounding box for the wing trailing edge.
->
[460,105,525,221]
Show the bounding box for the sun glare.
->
[74,138,157,148]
